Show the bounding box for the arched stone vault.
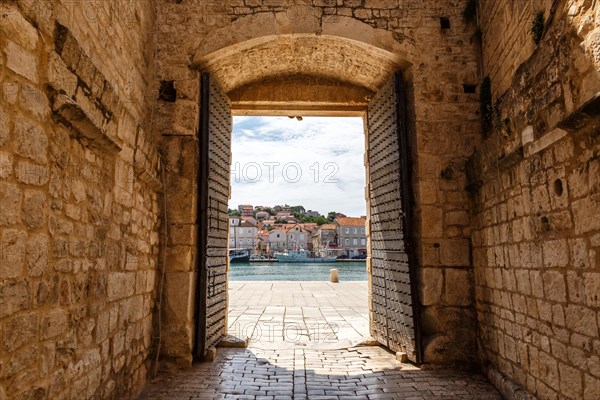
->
[191,9,417,115]
[194,34,409,115]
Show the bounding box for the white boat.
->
[274,248,337,263]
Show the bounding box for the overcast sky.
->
[229,116,367,217]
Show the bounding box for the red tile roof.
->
[335,217,366,227]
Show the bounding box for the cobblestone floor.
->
[139,347,501,399]
[138,282,501,399]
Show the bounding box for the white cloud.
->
[229,116,367,216]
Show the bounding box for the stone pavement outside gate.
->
[138,282,501,399]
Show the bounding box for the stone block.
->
[444,268,472,306]
[0,105,10,145]
[422,333,467,363]
[23,190,46,229]
[542,239,569,268]
[166,245,194,272]
[420,206,443,238]
[169,223,196,245]
[27,234,48,277]
[47,52,78,97]
[1,229,27,279]
[19,83,49,120]
[364,0,397,9]
[565,305,599,337]
[0,182,21,226]
[128,295,144,322]
[543,271,567,302]
[0,4,39,50]
[4,343,38,378]
[40,309,68,340]
[107,272,136,301]
[418,267,443,305]
[0,151,14,178]
[164,271,195,322]
[0,279,30,318]
[160,324,194,360]
[2,312,37,352]
[584,374,600,400]
[559,363,583,399]
[569,238,591,269]
[444,210,469,226]
[14,118,47,163]
[439,239,470,266]
[354,8,372,19]
[583,272,600,307]
[572,195,600,234]
[538,350,559,387]
[4,41,38,82]
[15,161,49,186]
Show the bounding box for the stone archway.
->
[159,4,481,369]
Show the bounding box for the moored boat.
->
[229,249,250,263]
[274,248,337,263]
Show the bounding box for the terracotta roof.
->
[335,217,366,226]
[320,224,336,230]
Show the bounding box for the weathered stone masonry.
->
[1,1,160,399]
[0,0,598,400]
[470,1,600,399]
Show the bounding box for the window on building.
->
[361,228,365,234]
[353,238,357,245]
[345,239,349,245]
[248,229,251,233]
[345,228,349,234]
[353,228,357,234]
[361,238,366,245]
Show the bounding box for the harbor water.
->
[229,261,368,281]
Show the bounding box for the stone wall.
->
[471,1,600,399]
[0,1,160,399]
[154,0,483,366]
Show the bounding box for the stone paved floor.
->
[228,281,370,349]
[138,282,502,400]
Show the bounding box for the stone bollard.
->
[330,269,339,283]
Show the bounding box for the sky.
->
[229,116,367,217]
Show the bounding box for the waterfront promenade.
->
[228,281,370,348]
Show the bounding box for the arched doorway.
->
[191,21,421,362]
[159,7,479,368]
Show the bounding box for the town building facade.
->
[335,217,367,257]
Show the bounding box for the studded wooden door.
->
[194,73,231,360]
[367,71,421,363]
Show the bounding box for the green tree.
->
[229,208,241,216]
[290,205,306,214]
[313,216,328,226]
[262,207,273,215]
[327,211,338,222]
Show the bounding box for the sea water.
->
[229,261,368,281]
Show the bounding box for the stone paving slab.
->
[228,281,370,349]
